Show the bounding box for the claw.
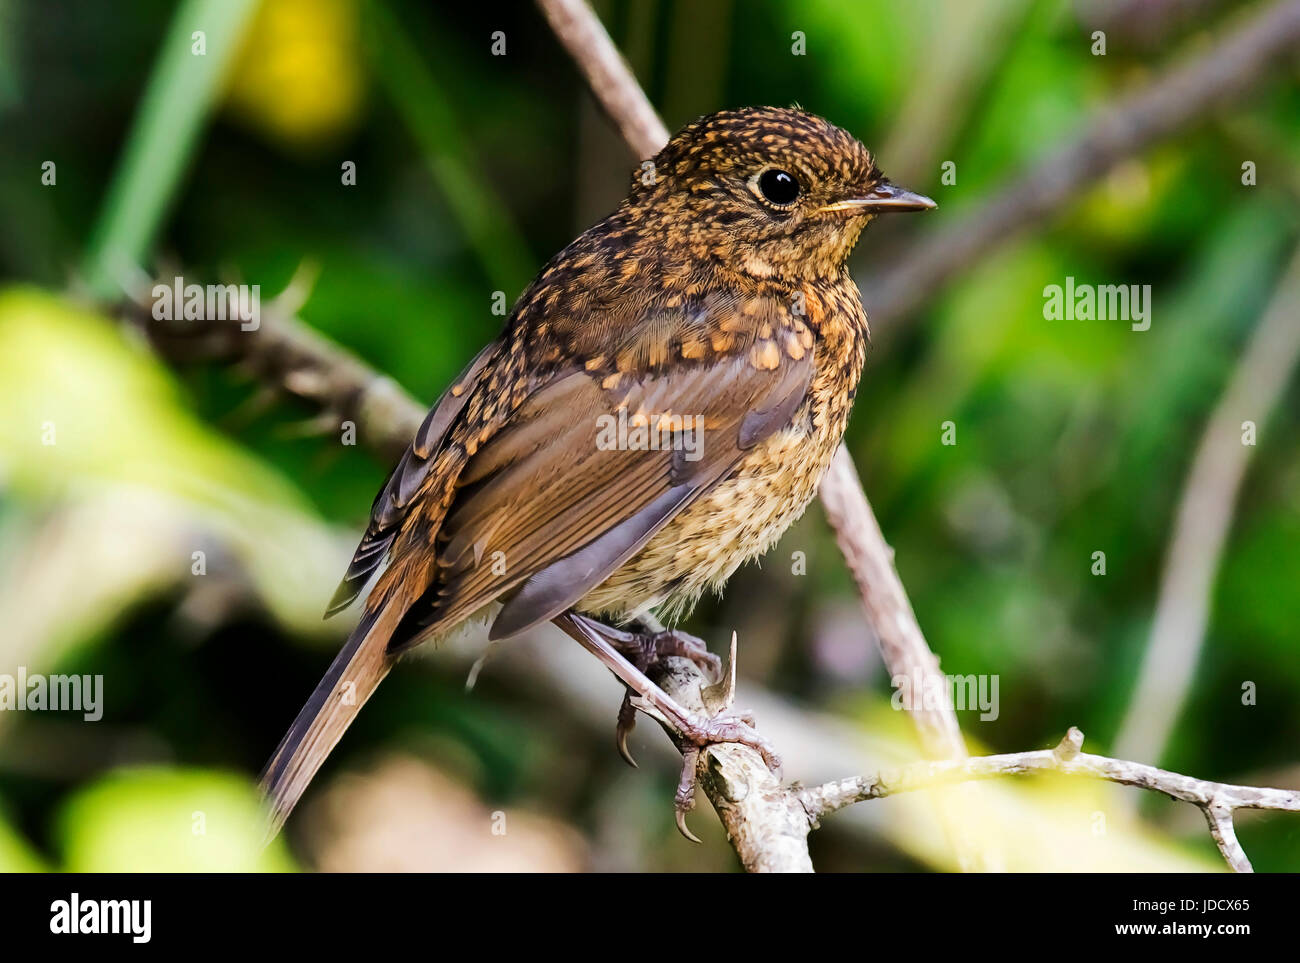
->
[674,746,702,843]
[675,808,701,844]
[553,613,779,843]
[615,692,639,768]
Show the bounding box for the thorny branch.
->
[119,0,1300,871]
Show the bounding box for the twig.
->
[878,0,1031,185]
[1116,242,1300,765]
[535,0,668,159]
[798,728,1300,872]
[123,271,422,461]
[862,0,1300,330]
[649,656,815,873]
[1082,0,1230,48]
[819,449,965,759]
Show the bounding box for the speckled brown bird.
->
[262,106,934,835]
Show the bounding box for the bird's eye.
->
[757,169,800,206]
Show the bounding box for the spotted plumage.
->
[262,107,934,832]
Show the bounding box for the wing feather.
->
[387,348,812,649]
[325,342,498,616]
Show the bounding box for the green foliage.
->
[58,768,295,872]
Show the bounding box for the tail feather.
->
[260,599,403,837]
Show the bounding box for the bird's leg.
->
[552,611,781,841]
[567,613,722,767]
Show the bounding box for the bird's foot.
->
[598,620,723,679]
[578,618,722,767]
[552,613,781,842]
[644,629,783,841]
[670,710,782,842]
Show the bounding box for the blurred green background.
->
[0,0,1297,872]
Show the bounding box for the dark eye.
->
[758,169,800,205]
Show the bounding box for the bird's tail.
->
[259,596,403,838]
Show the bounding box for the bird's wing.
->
[326,341,500,617]
[387,297,816,650]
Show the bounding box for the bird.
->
[260,106,935,838]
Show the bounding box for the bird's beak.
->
[819,181,937,215]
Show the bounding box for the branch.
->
[1084,0,1231,49]
[798,728,1300,872]
[536,0,668,159]
[862,0,1300,330]
[647,655,815,873]
[123,268,422,461]
[819,449,965,758]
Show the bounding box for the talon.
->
[558,614,777,842]
[760,744,783,778]
[572,613,720,680]
[675,807,701,844]
[615,690,638,768]
[674,746,702,843]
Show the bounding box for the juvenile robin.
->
[262,106,934,837]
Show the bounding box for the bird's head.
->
[630,106,934,281]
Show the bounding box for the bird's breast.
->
[577,299,866,623]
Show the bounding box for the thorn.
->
[282,367,330,398]
[700,630,738,715]
[1054,727,1085,761]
